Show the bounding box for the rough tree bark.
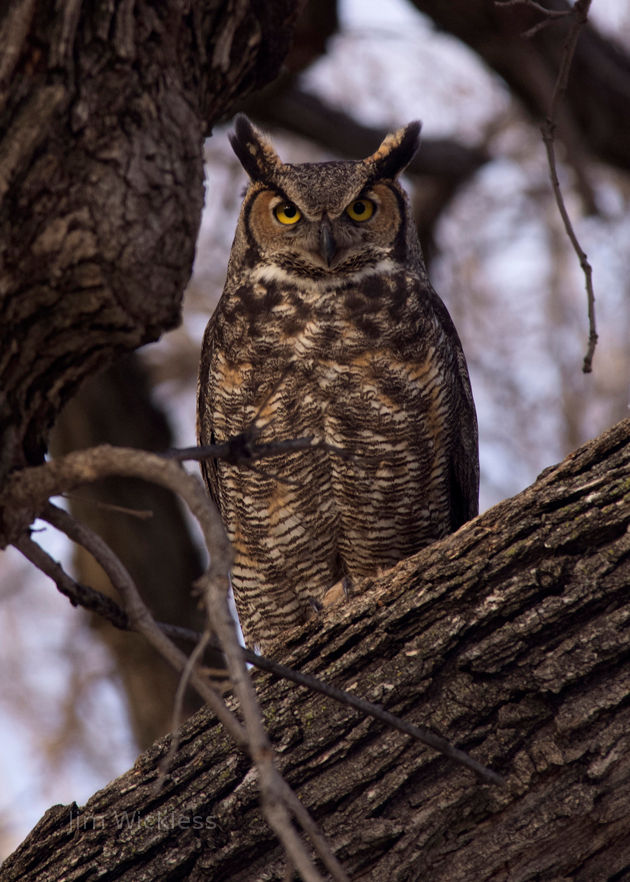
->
[0,0,299,762]
[3,417,630,881]
[0,0,298,473]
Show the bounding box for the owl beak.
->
[318,217,337,266]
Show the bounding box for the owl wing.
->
[448,343,479,529]
[423,284,480,530]
[196,306,222,508]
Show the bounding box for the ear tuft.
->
[229,114,282,184]
[369,120,422,179]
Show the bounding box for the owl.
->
[197,115,478,652]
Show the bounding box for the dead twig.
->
[15,531,130,629]
[496,0,597,370]
[60,493,154,519]
[540,0,596,372]
[494,0,572,37]
[5,446,345,882]
[155,628,212,795]
[495,0,569,13]
[167,434,353,465]
[16,516,503,785]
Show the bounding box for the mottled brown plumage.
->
[197,115,478,651]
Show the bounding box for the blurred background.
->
[2,0,630,857]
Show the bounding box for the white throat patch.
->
[251,259,396,291]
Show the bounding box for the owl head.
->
[228,115,422,281]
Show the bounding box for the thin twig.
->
[15,531,129,629]
[166,435,353,465]
[243,646,504,785]
[495,0,570,14]
[5,447,342,880]
[540,0,596,371]
[155,629,212,794]
[42,502,248,749]
[497,0,597,369]
[61,493,155,519]
[167,432,355,492]
[495,0,572,36]
[17,524,503,784]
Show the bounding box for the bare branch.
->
[539,0,597,372]
[61,492,155,519]
[14,530,129,629]
[245,644,505,786]
[155,628,213,795]
[494,0,569,15]
[167,435,353,465]
[42,502,247,749]
[494,0,571,37]
[14,463,503,784]
[497,0,598,370]
[4,446,343,879]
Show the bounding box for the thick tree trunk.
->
[0,0,297,473]
[4,417,630,881]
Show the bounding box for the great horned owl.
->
[197,115,478,652]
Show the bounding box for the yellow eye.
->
[274,203,302,225]
[346,198,375,222]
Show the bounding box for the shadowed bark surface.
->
[4,417,630,881]
[0,0,297,472]
[0,0,298,761]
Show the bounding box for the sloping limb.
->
[3,417,630,881]
[3,446,348,882]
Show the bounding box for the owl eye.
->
[274,203,302,225]
[345,198,375,222]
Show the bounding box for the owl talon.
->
[321,576,351,609]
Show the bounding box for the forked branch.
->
[540,0,596,372]
[4,438,504,878]
[497,0,597,371]
[4,445,346,882]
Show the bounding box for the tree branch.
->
[3,445,341,879]
[4,417,630,880]
[41,501,247,748]
[538,0,597,372]
[0,0,299,472]
[8,442,502,783]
